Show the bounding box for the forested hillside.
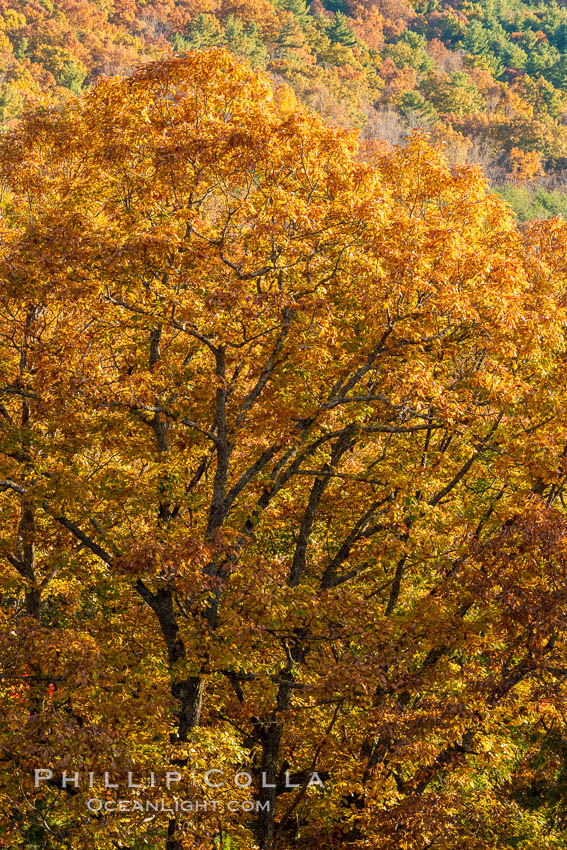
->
[2,0,567,208]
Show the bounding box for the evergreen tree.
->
[14,37,30,60]
[277,18,306,51]
[385,30,434,73]
[526,42,561,78]
[464,20,491,56]
[397,90,438,127]
[58,60,87,94]
[328,12,357,48]
[224,17,269,68]
[554,21,567,52]
[549,55,567,91]
[279,0,310,26]
[183,13,223,49]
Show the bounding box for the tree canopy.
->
[2,49,567,850]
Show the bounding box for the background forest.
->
[2,0,567,216]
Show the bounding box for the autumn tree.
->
[2,49,567,850]
[509,145,544,183]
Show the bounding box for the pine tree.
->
[328,12,357,48]
[277,18,306,50]
[184,13,223,49]
[279,0,310,26]
[464,20,490,56]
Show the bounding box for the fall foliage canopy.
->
[3,49,567,850]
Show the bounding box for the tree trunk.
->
[255,669,296,848]
[25,585,41,619]
[172,675,204,742]
[256,722,283,849]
